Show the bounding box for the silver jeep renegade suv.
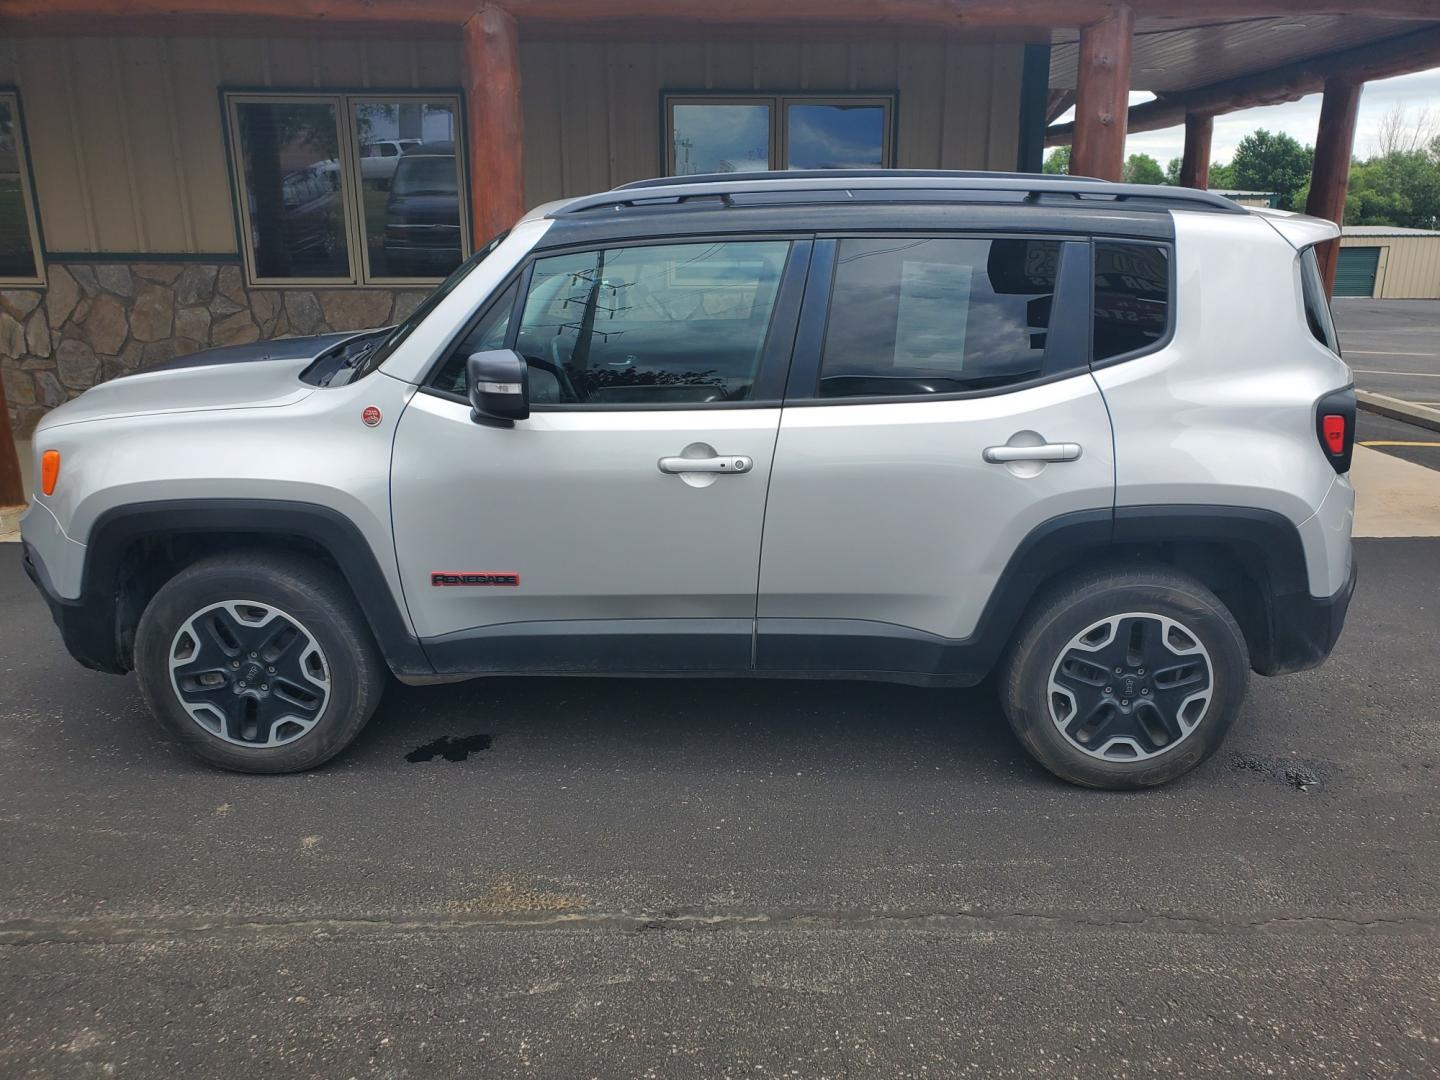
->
[21,172,1357,788]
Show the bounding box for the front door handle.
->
[982,443,1082,464]
[658,455,753,475]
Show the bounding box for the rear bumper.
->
[1257,559,1357,676]
[22,539,125,674]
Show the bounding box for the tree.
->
[1165,157,1183,185]
[1042,146,1071,175]
[1294,147,1440,230]
[1374,103,1439,157]
[1231,129,1314,210]
[1122,153,1166,185]
[1208,160,1236,188]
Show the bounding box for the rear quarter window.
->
[1093,241,1172,363]
[1300,247,1341,354]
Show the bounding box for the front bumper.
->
[22,540,126,674]
[1257,559,1357,676]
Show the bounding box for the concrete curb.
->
[1356,390,1440,435]
[0,504,24,539]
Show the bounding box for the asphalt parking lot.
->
[1335,299,1440,408]
[3,534,1440,1077]
[1335,300,1440,473]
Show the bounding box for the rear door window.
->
[816,237,1061,398]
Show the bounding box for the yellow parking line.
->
[1359,440,1440,448]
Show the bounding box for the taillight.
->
[1322,414,1346,455]
[40,449,60,496]
[1315,388,1356,474]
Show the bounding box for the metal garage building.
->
[1336,226,1440,299]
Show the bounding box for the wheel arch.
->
[81,499,431,677]
[978,504,1312,679]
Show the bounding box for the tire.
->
[1000,565,1249,790]
[134,551,386,773]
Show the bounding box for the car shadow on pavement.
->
[352,673,1056,786]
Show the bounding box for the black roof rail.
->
[549,171,1247,217]
[614,169,1104,190]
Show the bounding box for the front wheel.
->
[134,552,386,773]
[1000,566,1249,789]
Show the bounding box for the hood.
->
[37,332,360,430]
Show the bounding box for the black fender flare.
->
[81,499,432,676]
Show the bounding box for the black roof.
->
[537,200,1182,251]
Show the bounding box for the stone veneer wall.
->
[1,262,431,437]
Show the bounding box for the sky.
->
[1056,66,1440,168]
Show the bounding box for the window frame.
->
[419,233,814,412]
[662,91,896,176]
[0,87,46,287]
[1089,237,1178,370]
[222,89,470,289]
[783,232,1095,407]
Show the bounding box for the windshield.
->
[392,157,458,196]
[335,230,511,385]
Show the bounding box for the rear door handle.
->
[658,455,753,475]
[982,443,1083,464]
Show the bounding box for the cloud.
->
[1125,67,1440,166]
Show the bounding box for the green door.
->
[1334,246,1381,298]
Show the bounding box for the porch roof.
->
[1050,13,1437,95]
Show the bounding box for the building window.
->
[0,91,43,286]
[664,93,893,176]
[225,92,467,286]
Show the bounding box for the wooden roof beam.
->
[4,0,1440,30]
[1047,24,1440,144]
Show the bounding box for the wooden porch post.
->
[1070,2,1133,181]
[463,4,525,247]
[1178,112,1213,189]
[1305,76,1363,294]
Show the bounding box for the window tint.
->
[666,94,894,175]
[786,103,887,169]
[671,104,773,174]
[512,241,791,406]
[818,237,1059,398]
[352,99,463,280]
[1300,247,1340,354]
[1093,242,1171,362]
[227,93,467,285]
[234,100,351,280]
[0,93,41,282]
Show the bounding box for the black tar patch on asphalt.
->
[405,734,494,763]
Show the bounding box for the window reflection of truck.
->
[247,165,343,274]
[278,167,343,263]
[382,142,462,277]
[359,138,421,188]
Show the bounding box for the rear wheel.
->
[1000,566,1249,789]
[134,552,386,773]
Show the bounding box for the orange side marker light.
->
[40,450,60,496]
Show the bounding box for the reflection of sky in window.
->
[672,104,771,174]
[787,105,885,169]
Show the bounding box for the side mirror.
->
[466,349,529,425]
